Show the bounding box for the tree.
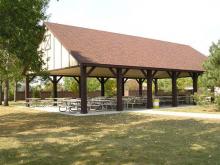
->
[201,40,220,109]
[0,0,50,105]
[0,0,49,74]
[202,40,220,87]
[0,49,22,105]
[63,78,100,94]
[87,78,100,92]
[63,78,79,94]
[105,79,116,96]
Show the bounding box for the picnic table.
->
[26,98,41,107]
[59,99,81,112]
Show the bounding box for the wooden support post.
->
[136,78,144,97]
[25,75,30,107]
[52,76,58,98]
[78,77,81,98]
[97,77,109,97]
[154,78,158,96]
[52,76,58,106]
[100,77,105,96]
[171,72,178,107]
[80,65,87,114]
[192,73,198,94]
[139,80,143,96]
[122,80,125,97]
[122,78,128,96]
[147,70,153,109]
[117,68,123,111]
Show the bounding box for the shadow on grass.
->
[1,111,220,165]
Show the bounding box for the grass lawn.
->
[1,106,220,165]
[161,105,220,114]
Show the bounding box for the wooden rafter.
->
[86,66,96,76]
[109,68,117,76]
[73,76,80,84]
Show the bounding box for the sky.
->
[47,0,220,55]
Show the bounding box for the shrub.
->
[193,92,211,106]
[215,96,220,111]
[32,88,41,98]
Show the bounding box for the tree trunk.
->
[0,80,2,105]
[211,87,215,103]
[4,79,9,106]
[14,80,17,102]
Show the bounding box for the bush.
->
[215,96,220,111]
[193,92,211,106]
[32,88,41,98]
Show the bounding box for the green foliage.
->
[158,78,192,93]
[63,77,116,96]
[0,0,50,75]
[215,96,220,110]
[63,77,79,93]
[177,78,192,91]
[158,79,171,92]
[87,78,100,92]
[105,79,116,96]
[0,49,23,81]
[201,40,220,109]
[32,85,41,98]
[202,40,220,87]
[193,91,211,106]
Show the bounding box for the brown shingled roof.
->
[45,22,207,72]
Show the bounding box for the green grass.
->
[161,105,220,114]
[1,106,220,165]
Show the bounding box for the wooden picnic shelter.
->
[25,22,207,114]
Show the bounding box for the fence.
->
[14,91,101,100]
[1,89,192,101]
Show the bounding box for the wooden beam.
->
[188,72,193,77]
[97,77,102,83]
[97,77,109,96]
[154,78,158,96]
[100,77,105,96]
[57,76,63,83]
[86,66,96,76]
[176,72,181,78]
[123,78,128,83]
[171,72,178,107]
[73,76,80,84]
[80,65,88,114]
[136,78,143,96]
[141,69,147,78]
[147,70,153,109]
[167,71,172,78]
[152,70,158,77]
[109,68,117,77]
[122,68,129,75]
[104,77,109,83]
[116,68,123,111]
[52,76,58,106]
[192,73,198,94]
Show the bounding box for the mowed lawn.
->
[1,106,220,165]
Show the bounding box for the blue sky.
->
[47,0,220,55]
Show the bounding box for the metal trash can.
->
[153,99,160,109]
